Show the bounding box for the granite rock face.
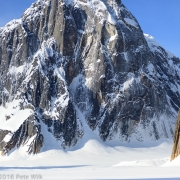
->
[171,110,180,161]
[0,0,180,154]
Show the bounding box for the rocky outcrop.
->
[0,0,180,154]
[171,110,180,161]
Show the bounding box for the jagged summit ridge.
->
[0,0,180,155]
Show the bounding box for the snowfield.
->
[0,107,180,179]
[0,137,180,179]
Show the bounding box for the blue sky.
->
[0,0,179,57]
[122,0,180,58]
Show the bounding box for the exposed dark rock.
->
[2,115,42,155]
[171,110,180,161]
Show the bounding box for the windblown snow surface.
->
[0,108,180,180]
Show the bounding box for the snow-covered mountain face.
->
[0,0,180,155]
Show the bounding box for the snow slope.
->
[0,138,180,179]
[144,33,175,58]
[0,100,33,132]
[0,110,179,179]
